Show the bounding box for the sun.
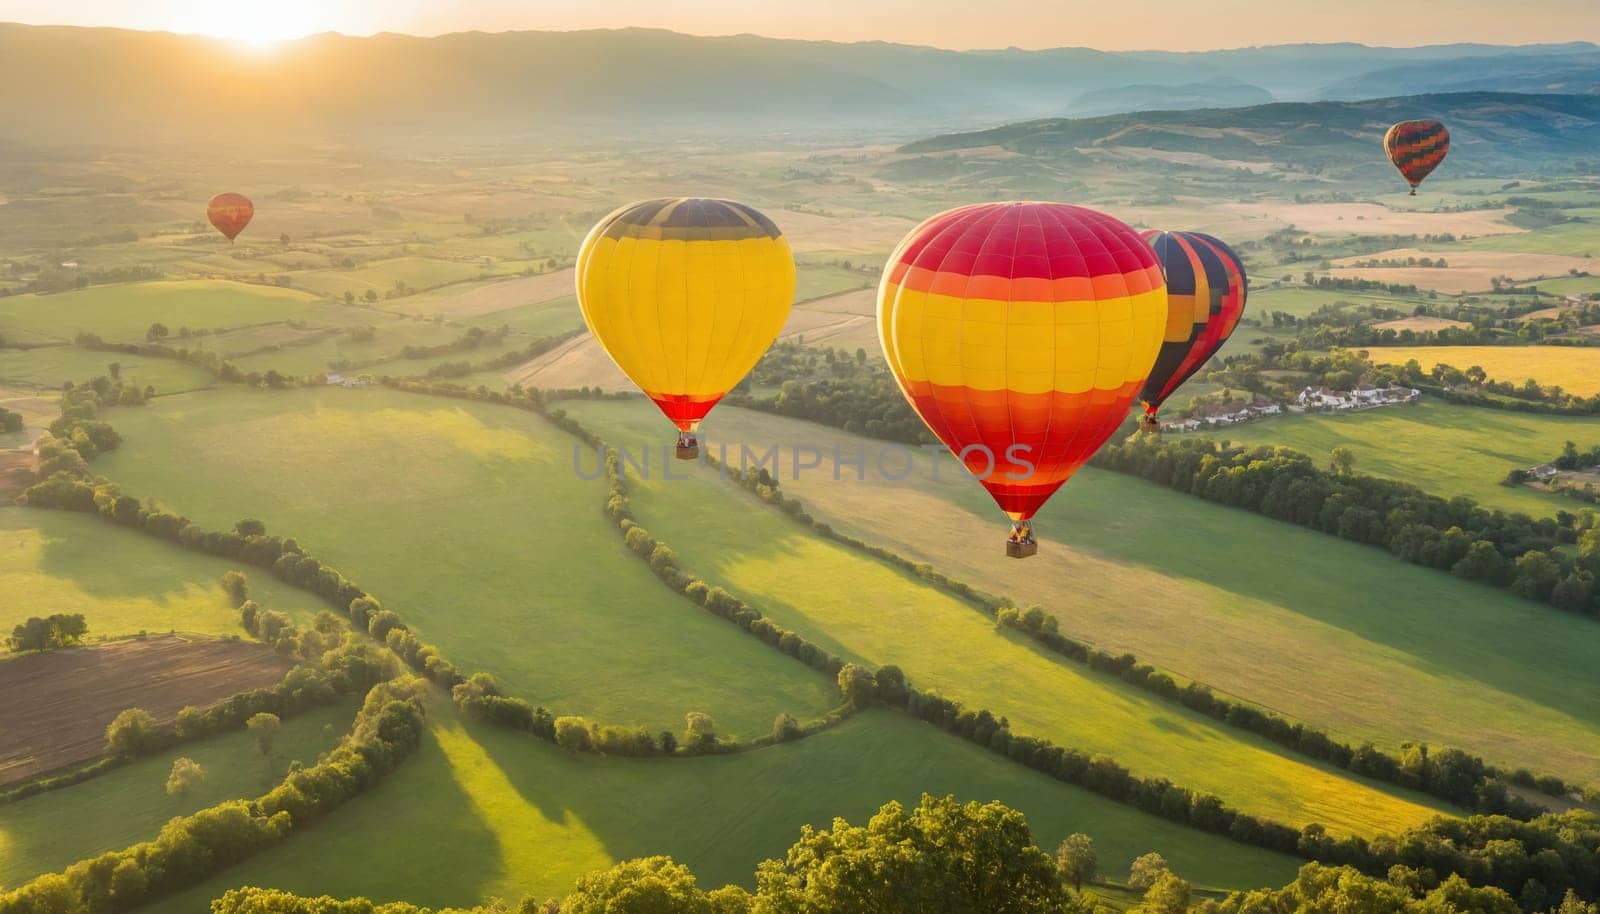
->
[164,0,335,47]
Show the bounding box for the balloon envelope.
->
[877,202,1167,521]
[1384,120,1449,192]
[1138,230,1248,416]
[207,192,254,241]
[576,198,795,431]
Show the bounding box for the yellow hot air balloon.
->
[576,198,795,458]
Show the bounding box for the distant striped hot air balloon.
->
[878,202,1167,557]
[1383,120,1450,195]
[576,197,795,458]
[207,192,254,242]
[1138,230,1248,430]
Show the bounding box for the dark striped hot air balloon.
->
[1383,120,1450,195]
[576,198,795,458]
[207,193,254,242]
[1137,230,1248,431]
[878,202,1167,557]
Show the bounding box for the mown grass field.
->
[1367,346,1600,397]
[0,700,356,890]
[0,508,324,646]
[0,281,328,344]
[94,387,837,739]
[157,705,1301,913]
[1221,399,1600,516]
[564,402,1455,837]
[565,400,1600,791]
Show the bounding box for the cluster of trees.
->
[1092,436,1599,619]
[1302,273,1421,295]
[0,678,429,914]
[399,324,511,361]
[725,342,934,445]
[5,613,87,652]
[1199,863,1586,914]
[0,405,21,432]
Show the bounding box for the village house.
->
[1165,399,1283,431]
[1297,385,1419,411]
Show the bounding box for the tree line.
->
[1091,436,1600,619]
[5,613,88,652]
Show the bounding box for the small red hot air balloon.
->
[207,193,254,242]
[1383,120,1449,195]
[877,202,1168,557]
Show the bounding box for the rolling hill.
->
[899,92,1600,177]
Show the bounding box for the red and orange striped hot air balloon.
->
[207,192,254,242]
[1383,120,1449,195]
[877,202,1167,557]
[1137,230,1248,431]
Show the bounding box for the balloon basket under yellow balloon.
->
[675,444,700,460]
[1006,540,1038,559]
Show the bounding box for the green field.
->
[1223,399,1600,516]
[565,400,1600,791]
[93,387,836,739]
[0,281,327,344]
[1449,222,1600,257]
[0,346,215,395]
[291,257,491,299]
[793,263,874,303]
[1,508,325,647]
[0,700,355,890]
[156,705,1301,913]
[564,402,1456,836]
[459,295,585,339]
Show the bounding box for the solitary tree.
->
[146,322,169,341]
[246,712,281,756]
[166,757,205,796]
[1056,833,1098,891]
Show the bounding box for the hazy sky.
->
[2,0,1598,51]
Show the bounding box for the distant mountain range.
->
[1067,79,1274,118]
[901,92,1600,177]
[0,23,1597,143]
